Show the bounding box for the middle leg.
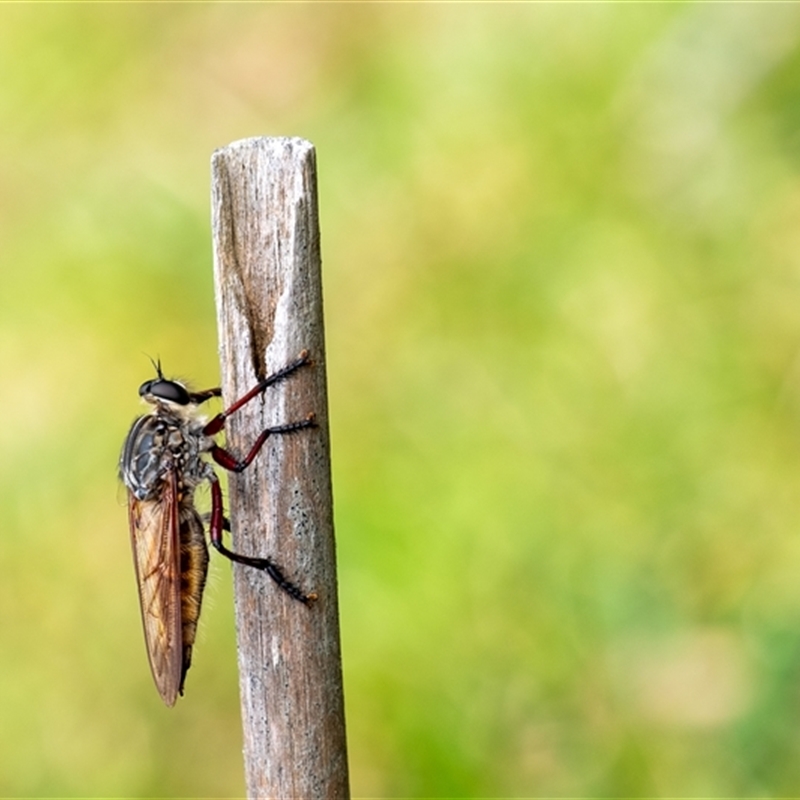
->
[210,414,316,473]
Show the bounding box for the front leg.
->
[202,350,312,436]
[188,387,222,405]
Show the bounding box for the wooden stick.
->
[210,137,349,800]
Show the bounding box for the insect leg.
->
[200,511,230,531]
[207,476,315,604]
[210,414,316,473]
[188,387,222,404]
[203,350,312,436]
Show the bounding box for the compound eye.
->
[141,379,191,405]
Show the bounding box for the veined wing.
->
[127,470,182,706]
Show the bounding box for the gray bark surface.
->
[211,136,349,800]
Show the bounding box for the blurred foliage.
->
[4,3,800,796]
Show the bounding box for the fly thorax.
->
[179,423,214,487]
[121,412,198,501]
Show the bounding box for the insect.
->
[119,350,316,706]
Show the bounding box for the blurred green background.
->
[4,3,800,796]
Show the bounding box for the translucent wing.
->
[127,471,182,706]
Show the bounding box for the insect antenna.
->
[144,353,164,379]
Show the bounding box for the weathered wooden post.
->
[211,137,349,799]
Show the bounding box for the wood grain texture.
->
[211,137,349,800]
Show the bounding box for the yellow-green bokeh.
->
[3,4,800,796]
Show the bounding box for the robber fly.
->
[119,350,316,706]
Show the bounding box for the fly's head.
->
[139,357,193,412]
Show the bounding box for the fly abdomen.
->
[178,505,209,694]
